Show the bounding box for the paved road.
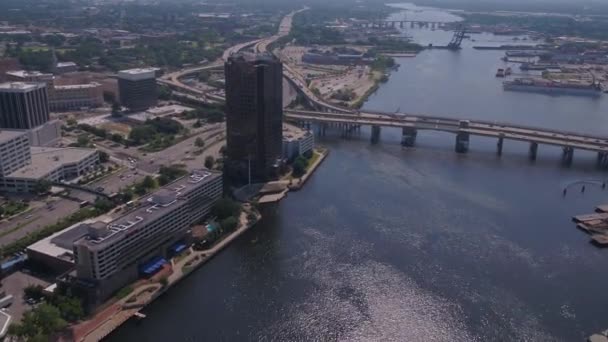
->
[0,197,81,248]
[157,7,351,114]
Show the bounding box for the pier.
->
[573,206,608,247]
[286,109,608,167]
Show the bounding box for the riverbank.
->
[73,205,261,342]
[288,148,328,191]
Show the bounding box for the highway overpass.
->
[285,109,608,167]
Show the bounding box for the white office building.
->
[0,130,99,192]
[282,123,314,161]
[72,170,222,303]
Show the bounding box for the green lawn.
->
[306,151,322,171]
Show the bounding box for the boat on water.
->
[503,78,602,97]
[496,68,505,77]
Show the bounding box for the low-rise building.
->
[50,83,103,111]
[0,129,98,192]
[6,71,104,111]
[124,104,194,124]
[55,62,78,74]
[0,58,20,82]
[27,120,62,146]
[282,123,314,161]
[0,130,31,177]
[3,146,99,192]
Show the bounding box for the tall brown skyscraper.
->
[225,53,283,182]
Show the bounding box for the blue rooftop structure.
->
[139,256,167,276]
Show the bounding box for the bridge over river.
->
[285,109,608,167]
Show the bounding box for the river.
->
[108,4,608,341]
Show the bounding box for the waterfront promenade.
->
[74,205,261,342]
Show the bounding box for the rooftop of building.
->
[0,130,27,145]
[282,123,311,142]
[0,82,46,92]
[6,147,97,180]
[54,82,101,90]
[6,70,53,78]
[56,62,77,67]
[118,67,158,75]
[74,170,221,250]
[127,104,194,123]
[27,215,114,262]
[228,52,278,64]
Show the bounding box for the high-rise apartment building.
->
[224,53,283,182]
[0,82,50,129]
[117,68,158,111]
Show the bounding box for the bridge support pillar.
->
[400,22,404,28]
[401,127,417,147]
[371,125,381,144]
[496,137,504,156]
[562,146,574,166]
[528,142,538,161]
[455,132,469,153]
[597,152,608,169]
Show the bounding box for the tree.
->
[134,183,148,196]
[129,125,156,145]
[292,156,307,178]
[99,151,110,163]
[111,133,124,144]
[53,296,84,322]
[118,189,134,203]
[159,276,169,287]
[158,85,172,101]
[76,134,90,147]
[220,216,238,232]
[197,70,211,82]
[194,137,205,148]
[142,176,156,189]
[24,285,45,301]
[111,103,122,117]
[159,165,187,181]
[94,198,114,212]
[193,119,202,128]
[204,156,214,169]
[9,303,67,340]
[66,118,77,126]
[33,180,52,194]
[211,198,241,220]
[158,174,170,186]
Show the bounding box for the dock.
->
[589,330,608,342]
[133,312,146,319]
[572,208,608,247]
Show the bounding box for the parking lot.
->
[1,271,50,322]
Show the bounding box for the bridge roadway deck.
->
[285,110,608,153]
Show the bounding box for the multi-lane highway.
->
[159,7,353,114]
[285,109,608,156]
